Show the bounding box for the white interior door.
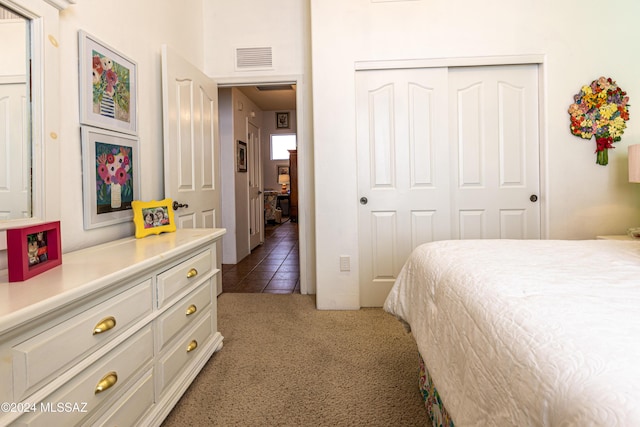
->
[248,121,263,250]
[161,45,222,292]
[356,68,451,307]
[357,64,540,307]
[449,65,540,239]
[0,80,29,220]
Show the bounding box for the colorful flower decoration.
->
[569,76,630,166]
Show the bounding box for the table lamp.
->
[629,144,640,183]
[278,174,290,193]
[627,145,640,238]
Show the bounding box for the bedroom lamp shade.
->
[629,145,640,183]
[278,174,290,193]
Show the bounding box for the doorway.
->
[218,79,307,294]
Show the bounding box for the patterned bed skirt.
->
[419,354,454,427]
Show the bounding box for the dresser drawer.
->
[156,280,212,352]
[156,248,213,308]
[15,326,153,427]
[12,280,153,401]
[92,368,154,427]
[155,311,213,396]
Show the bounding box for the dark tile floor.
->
[221,219,300,294]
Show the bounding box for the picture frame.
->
[237,140,247,172]
[79,30,138,135]
[7,221,62,282]
[131,199,176,239]
[276,112,290,129]
[277,165,289,176]
[81,126,141,230]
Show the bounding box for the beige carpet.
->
[161,293,427,426]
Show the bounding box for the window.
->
[270,134,297,160]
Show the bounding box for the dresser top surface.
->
[0,228,225,334]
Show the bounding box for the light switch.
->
[339,256,350,272]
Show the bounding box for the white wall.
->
[203,0,307,78]
[219,88,236,263]
[310,0,640,309]
[220,87,263,264]
[56,0,205,252]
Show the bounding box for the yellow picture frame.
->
[132,199,176,239]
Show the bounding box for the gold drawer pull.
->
[93,316,116,335]
[95,371,118,394]
[186,268,198,279]
[186,340,198,353]
[186,304,197,316]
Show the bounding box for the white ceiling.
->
[237,85,296,111]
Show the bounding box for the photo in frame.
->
[6,221,62,282]
[237,140,247,172]
[132,199,176,239]
[81,126,140,229]
[79,30,138,135]
[276,112,290,129]
[277,165,289,176]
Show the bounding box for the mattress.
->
[384,239,640,426]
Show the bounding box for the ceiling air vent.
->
[235,47,273,71]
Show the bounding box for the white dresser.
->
[0,228,225,426]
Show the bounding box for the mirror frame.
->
[0,0,73,250]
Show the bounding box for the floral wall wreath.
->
[568,76,630,166]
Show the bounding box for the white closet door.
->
[356,68,450,307]
[356,64,541,307]
[449,65,540,239]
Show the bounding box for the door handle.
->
[172,201,189,211]
[360,197,368,205]
[530,194,538,202]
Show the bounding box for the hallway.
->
[221,220,300,293]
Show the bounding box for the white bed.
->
[384,239,640,426]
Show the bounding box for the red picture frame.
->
[6,221,62,282]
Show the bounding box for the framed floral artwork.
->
[79,30,138,135]
[7,221,62,282]
[132,199,176,239]
[81,126,140,229]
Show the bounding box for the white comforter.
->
[384,239,640,426]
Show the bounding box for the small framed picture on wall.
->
[237,140,247,172]
[277,165,289,176]
[276,112,289,129]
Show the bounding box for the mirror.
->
[0,4,31,220]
